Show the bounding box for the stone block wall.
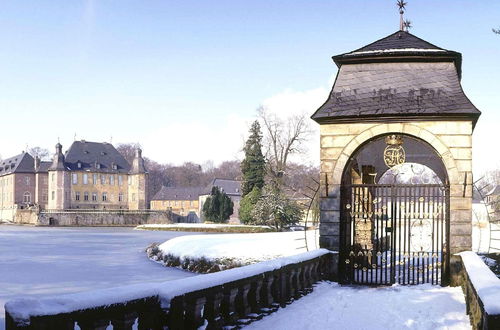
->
[38,210,171,226]
[318,120,473,254]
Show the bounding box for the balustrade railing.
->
[5,250,336,329]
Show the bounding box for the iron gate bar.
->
[340,184,450,286]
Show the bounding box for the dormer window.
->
[95,162,101,169]
[77,162,82,169]
[111,162,117,170]
[101,151,106,156]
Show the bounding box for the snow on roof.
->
[459,251,500,315]
[347,48,447,56]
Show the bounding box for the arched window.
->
[23,192,31,203]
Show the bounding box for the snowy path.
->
[0,225,199,330]
[246,282,470,330]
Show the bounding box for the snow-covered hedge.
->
[148,231,316,273]
[136,223,274,233]
[458,251,500,329]
[5,249,333,327]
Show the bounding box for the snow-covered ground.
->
[0,225,200,330]
[137,223,271,230]
[157,231,315,266]
[247,282,470,330]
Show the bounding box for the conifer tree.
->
[202,186,234,223]
[241,120,266,197]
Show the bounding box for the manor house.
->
[0,140,149,221]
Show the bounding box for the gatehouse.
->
[312,29,480,285]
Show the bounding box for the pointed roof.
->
[0,152,34,176]
[332,31,462,76]
[311,30,480,126]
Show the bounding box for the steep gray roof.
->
[0,152,34,176]
[38,161,52,173]
[206,178,242,196]
[312,31,480,125]
[152,186,204,201]
[63,141,131,173]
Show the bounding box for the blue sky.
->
[0,1,499,174]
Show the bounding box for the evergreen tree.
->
[239,186,262,224]
[241,120,266,197]
[202,186,234,223]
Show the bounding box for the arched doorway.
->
[339,134,450,285]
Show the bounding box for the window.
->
[84,192,89,201]
[110,175,114,185]
[190,201,193,207]
[83,174,88,184]
[51,191,55,200]
[93,174,98,184]
[118,193,124,202]
[25,176,30,186]
[77,162,82,169]
[101,175,106,185]
[128,176,131,185]
[51,173,55,182]
[132,193,136,202]
[23,192,31,203]
[92,192,97,201]
[75,192,80,201]
[118,175,123,186]
[102,192,107,201]
[72,173,78,184]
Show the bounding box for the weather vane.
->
[397,0,408,31]
[404,19,412,32]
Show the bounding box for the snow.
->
[349,48,446,56]
[5,249,331,324]
[459,251,500,315]
[246,282,470,330]
[158,231,317,264]
[0,225,199,330]
[137,223,271,229]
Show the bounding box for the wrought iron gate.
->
[339,184,450,285]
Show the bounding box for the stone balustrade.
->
[5,250,336,329]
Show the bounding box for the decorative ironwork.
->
[340,184,450,285]
[384,135,406,168]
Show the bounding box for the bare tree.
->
[116,143,142,164]
[28,147,51,160]
[257,106,311,187]
[493,27,500,34]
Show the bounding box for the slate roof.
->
[38,161,52,173]
[332,31,461,70]
[0,153,34,176]
[152,186,205,201]
[311,31,480,125]
[63,141,131,173]
[205,178,242,197]
[0,153,51,177]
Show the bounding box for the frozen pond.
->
[0,225,200,329]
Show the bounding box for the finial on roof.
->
[403,19,412,32]
[397,0,407,31]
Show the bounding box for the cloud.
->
[142,114,250,165]
[140,85,331,167]
[260,86,330,166]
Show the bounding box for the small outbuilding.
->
[312,29,480,285]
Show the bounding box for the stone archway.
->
[318,121,473,282]
[337,133,450,285]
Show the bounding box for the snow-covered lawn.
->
[155,231,315,269]
[0,225,198,330]
[247,282,470,330]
